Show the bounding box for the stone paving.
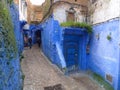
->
[21,45,105,90]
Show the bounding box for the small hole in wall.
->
[106,74,113,84]
[75,0,77,2]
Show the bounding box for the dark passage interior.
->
[35,30,41,47]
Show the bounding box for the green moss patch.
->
[92,73,114,90]
[60,22,92,34]
[0,1,17,59]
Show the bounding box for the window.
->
[67,12,75,22]
[66,7,75,22]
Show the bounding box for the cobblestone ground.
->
[21,45,105,90]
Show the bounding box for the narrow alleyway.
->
[21,45,105,90]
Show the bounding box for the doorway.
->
[35,30,41,47]
[63,35,80,71]
[64,41,79,67]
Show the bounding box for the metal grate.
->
[106,74,113,83]
[44,84,64,90]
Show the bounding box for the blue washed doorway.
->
[63,34,81,71]
[64,41,79,67]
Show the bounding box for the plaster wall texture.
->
[88,0,120,90]
[88,18,120,89]
[53,4,87,23]
[0,2,23,90]
[88,0,120,24]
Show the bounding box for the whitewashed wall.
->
[89,0,120,24]
[53,4,68,23]
[19,0,27,21]
[53,4,86,23]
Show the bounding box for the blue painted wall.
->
[62,28,89,70]
[10,3,24,54]
[39,16,120,89]
[117,20,120,90]
[0,57,22,90]
[41,17,66,69]
[40,16,89,72]
[0,2,23,90]
[88,18,120,90]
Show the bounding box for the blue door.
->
[63,33,80,68]
[64,41,79,67]
[62,28,88,70]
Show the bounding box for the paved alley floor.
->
[21,45,105,90]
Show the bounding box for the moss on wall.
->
[92,73,114,90]
[0,0,17,59]
[61,22,92,34]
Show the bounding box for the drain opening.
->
[44,84,64,90]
